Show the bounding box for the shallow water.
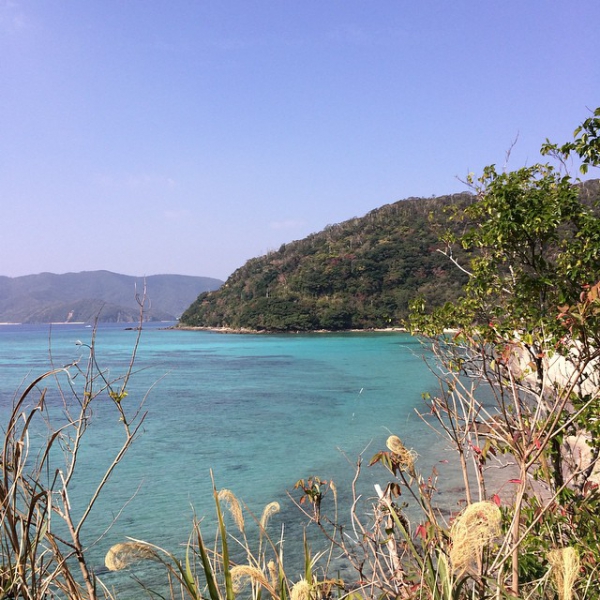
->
[0,323,461,597]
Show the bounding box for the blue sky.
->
[1,1,599,280]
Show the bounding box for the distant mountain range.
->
[0,271,223,323]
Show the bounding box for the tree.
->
[409,108,600,597]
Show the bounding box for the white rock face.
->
[564,434,600,487]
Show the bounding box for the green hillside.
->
[180,192,474,331]
[181,179,600,332]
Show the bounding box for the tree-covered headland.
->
[180,176,599,334]
[179,192,476,330]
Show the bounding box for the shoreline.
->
[173,324,410,335]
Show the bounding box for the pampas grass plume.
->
[105,542,157,571]
[267,559,278,591]
[449,501,501,573]
[548,547,580,600]
[291,578,313,600]
[218,488,245,532]
[260,501,280,529]
[230,565,274,594]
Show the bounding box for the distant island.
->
[179,180,600,332]
[0,271,223,324]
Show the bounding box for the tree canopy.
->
[409,107,600,597]
[180,193,475,331]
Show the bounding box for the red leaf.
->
[508,479,522,484]
[491,494,501,506]
[415,524,428,540]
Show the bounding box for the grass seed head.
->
[267,559,278,590]
[260,501,281,530]
[548,547,580,600]
[291,578,313,600]
[449,501,501,574]
[230,565,273,594]
[218,488,245,532]
[105,542,158,571]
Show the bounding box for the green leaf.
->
[195,523,221,600]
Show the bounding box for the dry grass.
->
[449,501,501,574]
[218,488,245,532]
[105,542,158,571]
[548,547,580,600]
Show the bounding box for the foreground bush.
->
[0,293,148,599]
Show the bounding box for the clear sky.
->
[1,1,598,281]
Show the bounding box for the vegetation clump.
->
[279,108,600,600]
[405,107,600,597]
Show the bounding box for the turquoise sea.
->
[0,323,460,596]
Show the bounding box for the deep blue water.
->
[0,323,459,597]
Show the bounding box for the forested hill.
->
[180,192,476,331]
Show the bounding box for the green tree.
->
[410,108,600,597]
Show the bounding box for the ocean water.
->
[0,323,460,597]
